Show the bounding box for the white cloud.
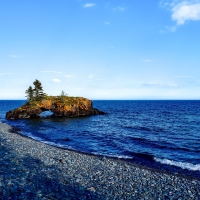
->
[168,25,177,32]
[168,84,178,87]
[83,3,96,8]
[172,1,200,25]
[173,75,193,78]
[113,6,126,12]
[159,0,172,8]
[143,82,178,87]
[160,26,177,34]
[143,59,153,63]
[88,75,95,78]
[9,55,24,58]
[105,21,110,25]
[52,79,61,83]
[64,75,76,78]
[42,71,61,74]
[160,0,200,26]
[160,25,177,33]
[143,82,163,87]
[0,73,10,76]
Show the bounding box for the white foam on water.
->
[154,157,200,171]
[22,132,44,142]
[91,151,133,159]
[41,140,74,150]
[18,131,74,150]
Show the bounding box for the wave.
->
[91,151,133,160]
[124,151,154,161]
[18,131,76,151]
[127,136,200,153]
[154,157,200,171]
[124,125,165,133]
[15,130,133,160]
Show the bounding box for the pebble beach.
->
[0,122,200,199]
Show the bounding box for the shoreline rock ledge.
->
[6,97,105,120]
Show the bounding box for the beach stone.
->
[88,187,96,192]
[0,122,200,199]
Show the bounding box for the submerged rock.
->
[6,97,105,120]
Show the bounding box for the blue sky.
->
[0,0,200,99]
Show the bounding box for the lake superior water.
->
[0,100,200,178]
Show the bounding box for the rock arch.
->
[6,97,105,120]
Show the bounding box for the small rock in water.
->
[88,187,96,192]
[9,127,21,133]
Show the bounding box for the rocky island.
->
[6,79,105,120]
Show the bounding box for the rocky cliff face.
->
[6,97,105,120]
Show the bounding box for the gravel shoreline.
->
[0,122,200,199]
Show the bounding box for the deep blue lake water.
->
[0,100,200,179]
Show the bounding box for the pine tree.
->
[60,90,68,97]
[25,86,34,102]
[33,79,46,101]
[60,90,68,103]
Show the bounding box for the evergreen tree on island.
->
[60,90,68,103]
[25,86,34,102]
[25,79,46,102]
[33,79,46,101]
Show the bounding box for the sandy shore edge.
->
[0,122,200,199]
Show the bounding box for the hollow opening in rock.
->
[39,110,54,118]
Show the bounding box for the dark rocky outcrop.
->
[6,97,105,120]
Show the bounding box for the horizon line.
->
[1,99,200,101]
